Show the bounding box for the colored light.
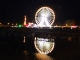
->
[18,24,22,27]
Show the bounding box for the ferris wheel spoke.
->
[35,7,55,27]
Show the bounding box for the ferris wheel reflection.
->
[34,37,55,54]
[35,53,54,60]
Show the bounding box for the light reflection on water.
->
[34,37,55,54]
[23,50,53,60]
[35,53,53,60]
[23,50,29,60]
[23,36,26,43]
[1,36,80,60]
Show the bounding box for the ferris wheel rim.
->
[35,6,55,26]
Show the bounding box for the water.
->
[1,36,80,60]
[34,37,55,54]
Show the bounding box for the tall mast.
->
[24,15,27,26]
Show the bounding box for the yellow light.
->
[66,24,68,26]
[0,23,1,24]
[8,23,9,25]
[12,24,14,25]
[23,36,26,43]
[16,23,17,25]
[35,53,53,60]
[11,26,13,27]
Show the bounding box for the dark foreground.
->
[0,28,80,60]
[1,36,80,60]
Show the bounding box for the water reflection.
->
[23,50,29,59]
[35,53,53,60]
[34,37,55,54]
[23,50,54,60]
[23,36,26,43]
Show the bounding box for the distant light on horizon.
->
[18,24,23,28]
[0,23,1,25]
[8,23,9,25]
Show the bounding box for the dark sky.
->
[0,0,80,25]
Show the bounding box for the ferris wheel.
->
[35,7,55,27]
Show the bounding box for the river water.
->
[0,36,80,60]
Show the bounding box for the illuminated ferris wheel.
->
[35,7,55,27]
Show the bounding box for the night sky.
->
[0,0,80,25]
